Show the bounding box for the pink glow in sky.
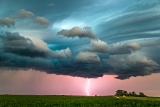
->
[0,69,160,97]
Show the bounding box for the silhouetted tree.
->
[128,92,132,96]
[139,92,146,97]
[115,90,128,96]
[131,91,137,96]
[115,90,147,97]
[123,90,128,96]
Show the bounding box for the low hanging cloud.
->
[35,16,50,26]
[106,53,160,79]
[0,32,159,80]
[18,9,35,18]
[57,27,97,39]
[0,32,160,80]
[0,17,15,28]
[76,51,100,64]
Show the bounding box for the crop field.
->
[0,95,160,107]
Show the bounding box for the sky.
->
[0,0,160,96]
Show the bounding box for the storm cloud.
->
[0,0,160,80]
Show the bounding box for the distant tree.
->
[131,91,137,96]
[128,92,132,96]
[115,90,147,97]
[115,90,128,96]
[139,92,146,97]
[123,90,128,96]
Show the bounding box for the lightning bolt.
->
[86,79,90,96]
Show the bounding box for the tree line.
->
[115,90,146,97]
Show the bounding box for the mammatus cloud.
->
[57,27,97,39]
[0,17,15,27]
[35,16,50,26]
[106,53,159,79]
[76,51,100,64]
[18,9,35,18]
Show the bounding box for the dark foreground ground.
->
[0,95,160,107]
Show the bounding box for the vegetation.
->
[115,90,146,97]
[0,95,160,107]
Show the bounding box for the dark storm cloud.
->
[0,17,15,28]
[0,0,160,80]
[57,27,97,39]
[0,32,160,80]
[0,32,128,79]
[0,51,105,78]
[0,51,55,71]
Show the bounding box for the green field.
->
[0,95,160,107]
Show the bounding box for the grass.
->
[0,95,160,107]
[124,96,160,101]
